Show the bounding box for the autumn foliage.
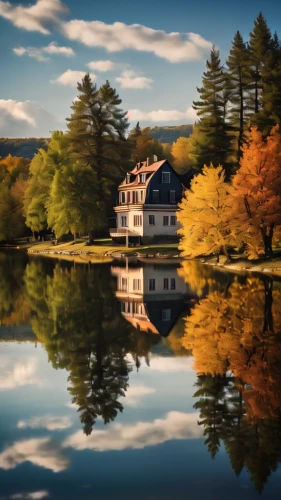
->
[178,126,281,260]
[231,126,281,257]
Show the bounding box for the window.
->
[134,215,142,226]
[126,174,130,184]
[121,302,126,312]
[164,278,169,290]
[170,190,176,203]
[140,190,144,202]
[121,216,127,227]
[133,279,141,291]
[152,190,160,203]
[149,279,155,291]
[162,172,170,183]
[163,216,169,226]
[127,192,131,203]
[162,308,171,321]
[120,192,126,204]
[138,173,146,183]
[170,278,176,290]
[170,216,176,226]
[148,215,155,225]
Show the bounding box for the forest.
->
[1,12,281,259]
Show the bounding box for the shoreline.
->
[2,242,281,276]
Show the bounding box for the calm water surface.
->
[0,251,281,499]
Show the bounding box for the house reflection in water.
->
[111,259,195,337]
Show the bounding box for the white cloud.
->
[127,106,197,122]
[0,438,68,472]
[0,356,41,390]
[64,411,202,452]
[10,491,49,500]
[0,0,68,35]
[87,60,116,72]
[116,70,153,89]
[51,69,96,87]
[0,99,59,137]
[121,385,155,407]
[0,100,36,127]
[43,41,74,56]
[13,42,75,61]
[17,415,73,431]
[13,46,48,62]
[62,20,212,63]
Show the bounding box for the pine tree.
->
[192,47,232,175]
[227,31,251,162]
[248,12,272,115]
[66,75,129,237]
[253,32,281,134]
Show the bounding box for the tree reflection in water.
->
[1,252,281,492]
[181,264,281,492]
[24,259,161,435]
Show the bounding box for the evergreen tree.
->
[227,31,251,162]
[248,12,272,115]
[192,47,232,175]
[66,75,129,236]
[253,32,281,133]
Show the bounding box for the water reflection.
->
[1,252,281,497]
[111,258,195,337]
[180,265,281,493]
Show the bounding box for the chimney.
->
[146,157,150,166]
[153,155,158,162]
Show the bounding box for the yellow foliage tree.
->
[171,137,193,172]
[177,164,241,261]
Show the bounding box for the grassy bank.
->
[26,238,180,262]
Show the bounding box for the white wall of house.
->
[143,210,181,238]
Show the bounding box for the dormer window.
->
[126,174,131,184]
[162,172,170,183]
[138,173,146,183]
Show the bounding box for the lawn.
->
[27,239,180,257]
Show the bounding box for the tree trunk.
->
[88,230,93,245]
[73,232,76,242]
[262,277,274,333]
[223,245,232,263]
[259,223,274,257]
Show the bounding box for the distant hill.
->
[148,125,193,144]
[0,125,194,158]
[0,138,49,159]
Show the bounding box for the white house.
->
[110,159,193,244]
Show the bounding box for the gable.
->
[145,162,184,204]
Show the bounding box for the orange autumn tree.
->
[177,164,241,262]
[231,126,281,258]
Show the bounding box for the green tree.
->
[248,12,272,115]
[192,47,232,175]
[66,75,130,237]
[226,31,251,162]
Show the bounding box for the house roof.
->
[131,159,167,175]
[120,159,193,189]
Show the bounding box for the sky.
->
[0,0,281,137]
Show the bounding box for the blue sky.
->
[0,0,281,137]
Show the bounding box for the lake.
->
[0,250,281,500]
